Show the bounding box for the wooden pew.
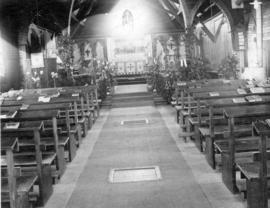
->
[1,95,83,145]
[1,103,77,162]
[23,85,99,122]
[221,104,270,193]
[174,79,244,123]
[1,137,29,208]
[184,88,270,144]
[3,89,90,138]
[198,95,270,168]
[177,80,270,127]
[1,121,54,206]
[236,121,270,208]
[1,110,66,178]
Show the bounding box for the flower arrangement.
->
[177,57,213,81]
[218,54,239,79]
[51,72,58,88]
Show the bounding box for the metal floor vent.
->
[121,119,149,125]
[109,166,161,183]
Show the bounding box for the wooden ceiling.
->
[0,0,258,34]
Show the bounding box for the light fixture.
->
[196,13,202,18]
[250,0,262,9]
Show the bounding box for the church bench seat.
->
[221,105,270,194]
[1,175,38,208]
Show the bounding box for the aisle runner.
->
[66,106,212,208]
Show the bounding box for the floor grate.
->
[109,166,161,183]
[120,119,149,125]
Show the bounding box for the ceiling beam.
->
[190,0,206,25]
[159,0,184,27]
[178,0,192,28]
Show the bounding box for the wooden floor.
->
[43,85,248,208]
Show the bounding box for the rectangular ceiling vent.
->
[109,166,161,183]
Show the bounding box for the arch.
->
[190,0,234,30]
[189,0,237,49]
[190,0,206,25]
[178,0,191,28]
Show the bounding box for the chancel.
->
[1,0,270,208]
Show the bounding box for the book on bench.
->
[38,96,51,103]
[16,96,23,100]
[50,92,60,98]
[209,92,220,97]
[0,111,17,119]
[266,119,270,127]
[223,80,231,84]
[177,82,187,86]
[4,122,20,129]
[20,104,29,110]
[245,95,262,102]
[232,98,246,103]
[250,87,265,93]
[237,88,247,95]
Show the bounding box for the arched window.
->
[122,10,134,33]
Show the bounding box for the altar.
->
[72,0,184,78]
[107,36,152,75]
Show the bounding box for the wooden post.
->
[209,106,214,138]
[86,92,90,112]
[74,101,79,124]
[33,129,44,202]
[255,2,263,67]
[95,88,100,117]
[181,90,184,109]
[80,95,85,117]
[188,93,191,116]
[7,149,16,208]
[67,0,75,36]
[228,117,236,191]
[259,133,268,208]
[52,117,61,172]
[197,99,201,126]
[176,86,179,105]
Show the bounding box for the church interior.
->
[1,0,270,207]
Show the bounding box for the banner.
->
[31,52,44,68]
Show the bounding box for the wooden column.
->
[7,149,16,208]
[259,133,268,208]
[255,2,263,67]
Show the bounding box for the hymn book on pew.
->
[209,92,220,97]
[177,82,187,86]
[237,88,247,95]
[266,119,270,127]
[245,95,262,102]
[16,96,22,100]
[38,96,51,103]
[223,80,231,84]
[50,92,60,98]
[232,98,246,103]
[4,122,20,129]
[20,104,29,110]
[0,111,17,119]
[250,87,265,93]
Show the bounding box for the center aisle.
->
[66,106,212,208]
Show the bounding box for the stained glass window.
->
[122,10,134,33]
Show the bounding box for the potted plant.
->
[218,54,239,79]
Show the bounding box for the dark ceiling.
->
[0,0,229,35]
